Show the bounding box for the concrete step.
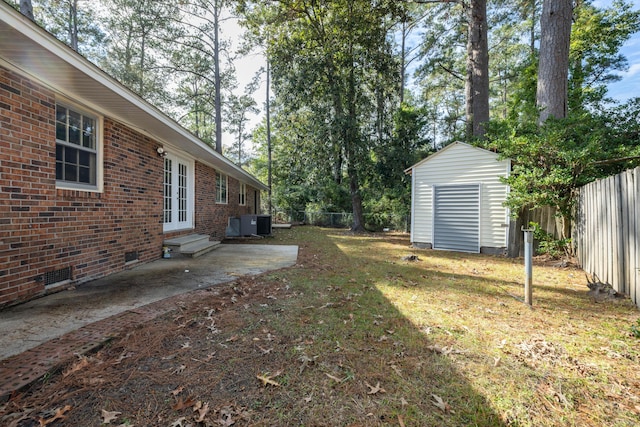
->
[179,240,221,258]
[163,234,220,258]
[163,234,210,248]
[272,223,292,229]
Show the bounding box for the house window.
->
[216,172,227,204]
[239,182,246,206]
[55,103,100,189]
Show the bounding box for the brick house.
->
[0,4,268,307]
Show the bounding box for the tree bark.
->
[537,0,572,123]
[69,0,79,52]
[214,0,223,154]
[466,0,489,138]
[20,0,34,21]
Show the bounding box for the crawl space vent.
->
[125,251,139,263]
[44,267,72,286]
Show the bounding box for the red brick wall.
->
[0,65,263,307]
[194,162,259,239]
[0,65,167,307]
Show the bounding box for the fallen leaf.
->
[38,405,72,426]
[172,397,196,411]
[194,401,209,422]
[325,373,344,383]
[398,414,406,427]
[431,394,450,413]
[365,381,386,395]
[257,345,273,355]
[257,371,282,387]
[298,355,316,374]
[304,394,313,403]
[63,356,90,377]
[170,386,184,396]
[172,364,186,374]
[112,351,131,365]
[400,397,408,406]
[389,364,403,377]
[101,409,121,424]
[169,417,186,427]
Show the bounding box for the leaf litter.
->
[1,228,639,426]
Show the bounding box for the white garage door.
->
[433,184,480,253]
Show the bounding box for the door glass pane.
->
[178,163,187,222]
[163,158,172,224]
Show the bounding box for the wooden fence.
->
[573,167,640,306]
[507,205,561,257]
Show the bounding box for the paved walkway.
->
[0,244,298,400]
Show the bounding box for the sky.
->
[594,0,640,102]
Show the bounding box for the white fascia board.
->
[0,3,267,192]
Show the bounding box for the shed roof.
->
[0,2,267,191]
[404,141,503,175]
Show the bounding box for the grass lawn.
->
[2,226,639,426]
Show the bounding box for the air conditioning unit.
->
[240,214,272,236]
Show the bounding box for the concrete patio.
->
[0,243,298,399]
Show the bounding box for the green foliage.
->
[33,0,107,61]
[241,0,407,230]
[366,102,432,217]
[529,222,571,259]
[486,114,605,222]
[100,0,181,108]
[484,105,640,237]
[632,318,640,339]
[569,0,640,111]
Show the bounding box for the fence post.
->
[523,226,534,306]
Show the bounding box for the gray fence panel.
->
[574,167,639,307]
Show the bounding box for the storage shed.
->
[405,142,511,254]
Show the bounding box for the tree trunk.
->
[466,0,490,138]
[266,59,272,214]
[20,0,34,21]
[213,0,223,154]
[69,0,79,52]
[529,0,537,56]
[400,20,407,104]
[537,0,572,123]
[348,162,365,232]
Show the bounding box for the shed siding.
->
[410,143,509,251]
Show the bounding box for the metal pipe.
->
[523,227,534,306]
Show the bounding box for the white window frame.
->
[55,100,103,192]
[216,172,228,204]
[239,182,246,206]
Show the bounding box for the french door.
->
[163,153,194,232]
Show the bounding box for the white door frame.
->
[163,152,194,232]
